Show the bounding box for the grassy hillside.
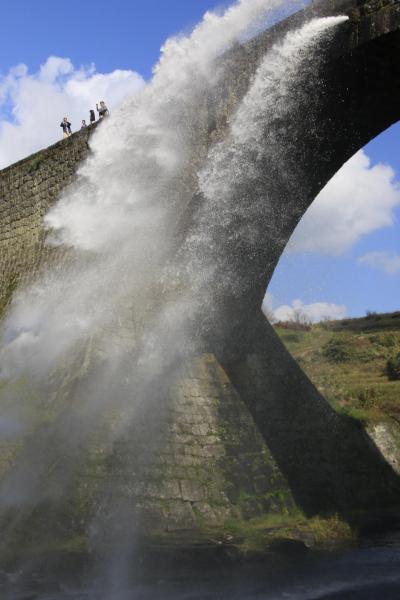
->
[275,312,400,423]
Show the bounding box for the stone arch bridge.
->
[0,0,400,534]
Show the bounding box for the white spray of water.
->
[200,17,349,201]
[0,0,304,381]
[0,9,349,478]
[183,16,349,320]
[0,4,349,592]
[0,0,314,517]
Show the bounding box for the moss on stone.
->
[0,274,18,319]
[215,511,354,554]
[26,152,46,174]
[0,530,89,568]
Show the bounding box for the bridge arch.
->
[202,0,400,515]
[204,0,400,358]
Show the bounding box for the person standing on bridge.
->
[60,117,72,139]
[96,100,109,118]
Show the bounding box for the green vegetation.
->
[0,531,89,568]
[323,335,355,363]
[275,312,400,422]
[386,352,400,381]
[150,510,354,556]
[27,152,46,173]
[216,511,354,554]
[0,274,18,320]
[321,311,400,333]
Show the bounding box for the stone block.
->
[180,479,205,502]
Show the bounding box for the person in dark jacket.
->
[89,109,96,125]
[60,117,72,138]
[81,119,87,129]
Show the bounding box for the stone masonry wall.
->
[0,126,96,316]
[0,354,295,561]
[103,355,294,536]
[0,122,295,554]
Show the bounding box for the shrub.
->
[386,353,400,381]
[374,333,399,349]
[280,332,303,343]
[323,336,354,363]
[355,387,376,408]
[274,321,311,332]
[365,310,378,319]
[27,153,45,173]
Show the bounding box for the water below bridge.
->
[3,533,400,599]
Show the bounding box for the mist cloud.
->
[1,0,294,379]
[0,56,145,168]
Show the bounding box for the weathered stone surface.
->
[0,0,400,562]
[0,354,296,563]
[93,355,295,537]
[0,126,96,316]
[367,421,400,475]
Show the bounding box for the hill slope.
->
[275,312,400,423]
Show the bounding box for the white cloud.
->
[39,56,74,82]
[286,150,400,255]
[263,293,347,324]
[274,299,347,323]
[262,291,275,317]
[358,251,400,275]
[0,56,145,168]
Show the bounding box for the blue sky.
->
[0,0,399,321]
[1,0,225,79]
[269,124,400,320]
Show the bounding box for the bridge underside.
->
[207,7,400,359]
[204,1,400,515]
